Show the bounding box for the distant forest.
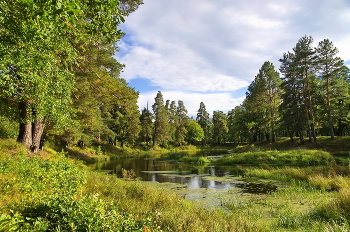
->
[0,9,349,151]
[143,36,350,147]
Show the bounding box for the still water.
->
[92,156,278,194]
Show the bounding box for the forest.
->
[0,1,349,151]
[2,27,348,150]
[2,1,350,232]
[140,35,350,148]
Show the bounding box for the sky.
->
[115,0,350,117]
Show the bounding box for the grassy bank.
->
[1,139,350,231]
[172,149,334,167]
[0,140,264,231]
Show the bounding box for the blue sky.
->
[115,0,350,116]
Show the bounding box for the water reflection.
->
[92,156,277,194]
[187,177,235,190]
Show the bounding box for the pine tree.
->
[279,36,319,144]
[294,36,318,143]
[315,39,349,139]
[175,100,189,146]
[152,91,168,147]
[139,104,154,146]
[244,61,282,142]
[196,102,211,144]
[166,100,177,143]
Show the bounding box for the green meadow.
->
[1,138,350,231]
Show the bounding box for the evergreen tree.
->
[139,105,154,146]
[196,102,211,144]
[175,100,189,146]
[279,36,318,144]
[280,52,304,143]
[294,35,318,143]
[244,61,282,142]
[66,43,124,145]
[166,100,177,144]
[108,89,141,147]
[315,39,350,139]
[152,91,168,147]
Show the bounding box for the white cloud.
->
[115,0,350,114]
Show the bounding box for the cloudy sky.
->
[115,0,350,117]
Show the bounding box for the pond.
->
[91,153,280,209]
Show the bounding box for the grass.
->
[2,138,350,231]
[161,148,334,166]
[0,140,267,231]
[215,149,333,166]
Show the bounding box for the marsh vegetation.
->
[1,138,350,231]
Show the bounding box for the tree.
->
[185,120,204,144]
[279,36,318,144]
[66,42,125,145]
[196,102,211,144]
[139,105,154,146]
[227,106,250,143]
[152,91,168,147]
[244,61,282,142]
[107,87,141,147]
[174,100,189,146]
[296,36,318,143]
[315,39,350,139]
[212,111,228,144]
[166,100,177,144]
[0,0,131,152]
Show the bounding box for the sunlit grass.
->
[2,138,350,231]
[83,172,267,231]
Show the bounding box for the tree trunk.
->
[329,119,335,140]
[31,116,46,153]
[310,122,317,143]
[289,132,294,143]
[17,102,47,153]
[299,131,304,145]
[338,119,344,136]
[17,101,32,147]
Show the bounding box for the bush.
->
[0,151,159,231]
[0,117,18,139]
[0,155,86,198]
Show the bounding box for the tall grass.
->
[1,139,350,231]
[83,172,267,232]
[215,149,333,166]
[0,143,266,231]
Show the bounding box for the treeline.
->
[230,36,350,144]
[138,36,350,147]
[1,6,349,152]
[0,0,144,151]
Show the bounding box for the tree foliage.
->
[196,102,211,144]
[0,0,143,151]
[152,91,168,147]
[212,111,228,144]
